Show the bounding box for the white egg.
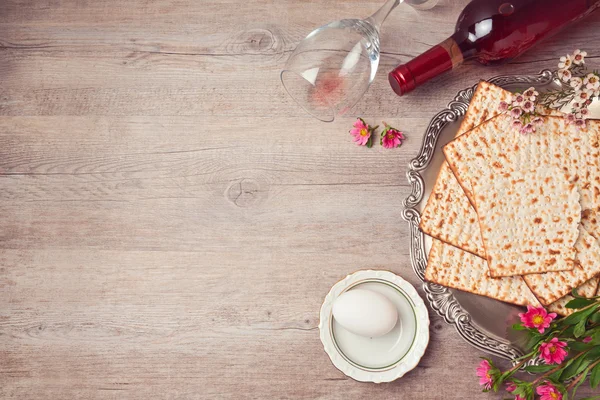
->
[332,289,398,338]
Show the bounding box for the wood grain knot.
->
[229,29,276,54]
[226,179,267,208]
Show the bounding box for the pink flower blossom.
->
[566,113,577,125]
[536,383,563,400]
[498,101,509,112]
[584,73,600,90]
[380,124,405,149]
[512,120,523,130]
[570,77,583,90]
[577,108,590,120]
[476,360,494,390]
[510,107,523,118]
[520,123,535,135]
[523,87,539,100]
[350,118,373,146]
[558,54,573,70]
[533,117,544,126]
[506,382,517,393]
[539,338,568,365]
[558,68,572,82]
[518,305,557,333]
[522,100,535,113]
[512,94,526,106]
[583,336,592,343]
[575,118,587,130]
[572,49,587,65]
[577,89,593,102]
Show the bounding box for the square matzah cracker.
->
[420,82,564,255]
[425,238,541,307]
[443,115,600,213]
[419,81,510,256]
[472,167,580,277]
[522,227,600,305]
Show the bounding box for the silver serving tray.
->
[401,70,558,362]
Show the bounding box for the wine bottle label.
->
[439,37,464,69]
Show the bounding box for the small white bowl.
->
[319,270,430,383]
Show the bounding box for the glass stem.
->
[367,0,401,30]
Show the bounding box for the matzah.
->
[547,278,599,317]
[420,82,564,256]
[522,227,600,305]
[419,81,510,255]
[443,115,600,214]
[425,238,541,307]
[473,167,580,277]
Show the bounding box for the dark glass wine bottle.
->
[389,0,600,96]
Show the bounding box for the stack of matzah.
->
[421,81,600,316]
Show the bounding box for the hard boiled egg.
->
[332,289,398,338]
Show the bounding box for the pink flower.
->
[558,54,573,70]
[522,100,535,113]
[510,107,523,118]
[575,118,587,130]
[539,338,568,365]
[512,120,523,130]
[577,89,593,102]
[572,49,587,65]
[380,123,405,149]
[577,108,590,120]
[350,118,373,146]
[583,336,592,343]
[515,396,525,400]
[570,77,583,90]
[498,101,509,112]
[518,306,557,333]
[584,73,600,90]
[506,382,517,393]
[536,383,563,400]
[512,94,526,106]
[476,360,494,390]
[533,117,544,126]
[566,113,577,125]
[523,87,539,100]
[558,68,572,82]
[520,123,535,135]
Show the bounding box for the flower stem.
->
[566,359,600,392]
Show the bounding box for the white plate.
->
[319,270,430,383]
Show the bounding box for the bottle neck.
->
[389,33,467,96]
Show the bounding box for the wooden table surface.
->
[1,1,599,398]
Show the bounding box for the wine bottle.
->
[389,0,600,96]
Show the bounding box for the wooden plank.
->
[0,0,598,398]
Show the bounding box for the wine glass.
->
[281,0,438,122]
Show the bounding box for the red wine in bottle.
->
[389,0,600,96]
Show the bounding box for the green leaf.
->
[560,356,583,381]
[524,364,557,373]
[561,304,599,326]
[366,136,374,148]
[574,319,588,338]
[562,357,592,381]
[586,346,600,361]
[580,397,600,400]
[590,312,600,324]
[568,341,594,352]
[591,362,600,389]
[566,297,595,309]
[512,323,527,331]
